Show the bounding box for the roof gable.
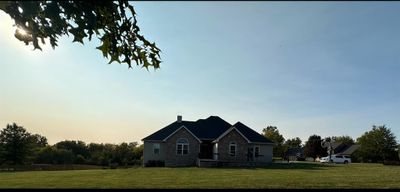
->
[163,125,201,143]
[142,116,231,141]
[232,122,274,144]
[212,126,251,143]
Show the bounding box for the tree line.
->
[0,123,143,167]
[262,125,400,163]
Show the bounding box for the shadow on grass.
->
[260,162,334,170]
[208,162,335,170]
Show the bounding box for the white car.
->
[319,155,351,164]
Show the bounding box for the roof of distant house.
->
[336,144,360,155]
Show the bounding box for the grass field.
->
[0,162,399,188]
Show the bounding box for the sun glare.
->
[16,27,28,36]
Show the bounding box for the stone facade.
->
[217,129,249,162]
[163,127,200,167]
[143,119,274,167]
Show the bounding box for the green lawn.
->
[0,163,399,188]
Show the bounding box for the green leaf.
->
[0,1,10,11]
[108,53,120,64]
[96,38,110,58]
[5,1,162,70]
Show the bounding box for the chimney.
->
[177,115,182,123]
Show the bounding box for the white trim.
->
[153,143,160,155]
[212,126,250,143]
[163,125,202,143]
[176,138,189,155]
[213,143,218,160]
[229,142,237,157]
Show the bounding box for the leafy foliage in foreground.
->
[0,1,161,69]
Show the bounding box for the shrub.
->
[145,160,164,167]
[296,157,305,161]
[383,160,400,166]
[74,155,87,164]
[109,163,118,169]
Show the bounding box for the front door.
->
[199,141,213,159]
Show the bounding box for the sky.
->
[1,2,400,145]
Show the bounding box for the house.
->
[142,115,274,167]
[333,143,360,156]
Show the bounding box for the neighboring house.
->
[142,115,274,167]
[333,143,360,156]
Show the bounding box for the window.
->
[254,146,260,157]
[153,143,160,155]
[229,142,237,156]
[176,138,189,155]
[336,156,343,158]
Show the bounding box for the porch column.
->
[213,143,218,160]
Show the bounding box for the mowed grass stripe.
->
[0,163,399,188]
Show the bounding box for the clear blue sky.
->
[1,2,399,145]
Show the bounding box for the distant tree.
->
[53,148,74,164]
[333,135,355,145]
[75,154,86,164]
[101,143,116,166]
[357,125,398,162]
[133,144,144,161]
[26,133,48,162]
[28,134,48,148]
[304,134,327,161]
[0,143,5,164]
[55,140,89,161]
[0,1,161,70]
[87,143,105,165]
[398,145,400,160]
[113,142,133,166]
[36,146,74,164]
[262,126,285,158]
[0,123,39,165]
[35,146,56,164]
[128,142,139,148]
[284,137,302,148]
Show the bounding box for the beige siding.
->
[164,128,200,166]
[252,144,273,163]
[143,141,165,165]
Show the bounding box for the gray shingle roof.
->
[142,116,231,141]
[336,144,360,155]
[142,116,273,144]
[233,122,274,144]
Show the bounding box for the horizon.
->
[0,114,395,146]
[1,2,400,145]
